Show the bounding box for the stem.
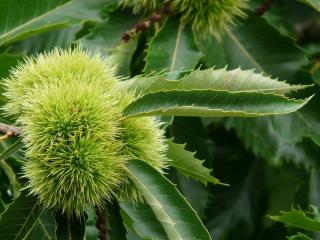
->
[122,1,172,42]
[95,206,108,240]
[255,0,273,16]
[0,123,21,137]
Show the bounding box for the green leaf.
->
[85,206,99,240]
[126,159,212,240]
[172,172,210,218]
[0,0,109,46]
[80,9,139,53]
[108,201,127,240]
[80,9,139,76]
[108,39,139,76]
[226,117,320,168]
[200,12,320,167]
[0,53,23,79]
[170,117,212,216]
[124,89,311,118]
[55,212,86,240]
[122,68,308,96]
[144,17,202,73]
[299,0,320,12]
[270,208,320,232]
[26,211,56,240]
[121,67,311,118]
[0,140,24,162]
[10,26,80,54]
[197,13,307,81]
[119,200,167,240]
[0,0,69,45]
[0,160,20,199]
[206,159,265,240]
[167,139,220,185]
[287,233,313,240]
[0,191,41,240]
[0,175,8,214]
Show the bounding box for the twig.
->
[122,1,172,42]
[95,206,108,240]
[0,123,21,140]
[255,0,273,16]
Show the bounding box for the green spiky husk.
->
[3,49,124,216]
[21,82,124,216]
[117,91,168,171]
[3,48,118,117]
[121,0,248,38]
[3,48,169,215]
[172,0,248,38]
[116,91,168,201]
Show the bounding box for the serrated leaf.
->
[55,212,86,240]
[124,89,311,118]
[199,12,320,167]
[122,67,308,96]
[126,159,212,240]
[0,0,109,46]
[144,17,202,73]
[270,208,320,232]
[119,200,167,240]
[0,191,41,240]
[170,117,212,216]
[167,139,220,185]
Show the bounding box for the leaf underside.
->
[126,159,212,240]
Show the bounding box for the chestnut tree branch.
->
[0,123,21,137]
[95,206,108,240]
[122,1,172,42]
[255,0,273,16]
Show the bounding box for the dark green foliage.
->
[0,0,319,239]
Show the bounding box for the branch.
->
[255,0,273,16]
[95,206,108,240]
[0,123,21,139]
[122,1,172,42]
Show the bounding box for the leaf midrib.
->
[38,218,51,240]
[225,27,264,72]
[170,162,212,181]
[128,170,183,240]
[14,204,39,240]
[0,0,73,42]
[170,21,184,72]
